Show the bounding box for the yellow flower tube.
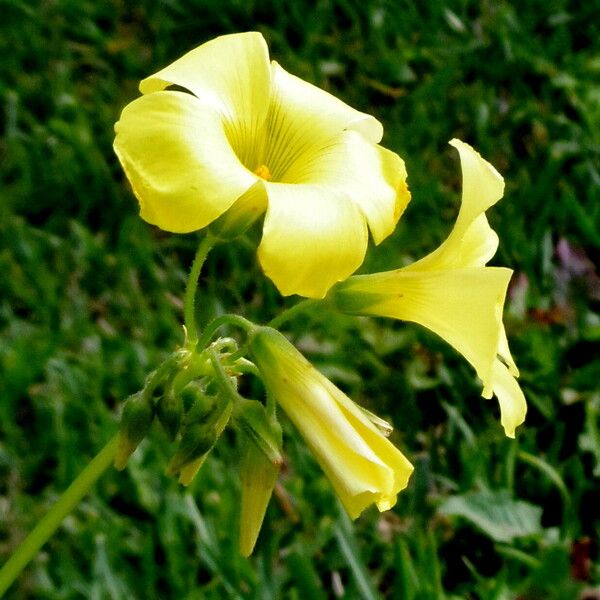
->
[249,327,413,519]
[114,32,410,298]
[334,140,526,437]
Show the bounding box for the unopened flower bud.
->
[115,392,154,470]
[181,384,217,424]
[166,423,217,477]
[239,437,280,557]
[156,389,183,441]
[174,398,234,486]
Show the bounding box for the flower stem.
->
[195,314,255,351]
[0,435,119,596]
[184,234,216,347]
[268,298,321,329]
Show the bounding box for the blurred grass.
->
[1,0,599,598]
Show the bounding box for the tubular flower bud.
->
[115,392,155,470]
[238,406,282,557]
[156,389,183,441]
[249,327,413,519]
[172,399,233,486]
[113,32,410,298]
[333,140,526,437]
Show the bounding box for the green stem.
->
[195,314,255,351]
[143,350,188,400]
[268,298,320,329]
[208,349,244,406]
[0,435,119,597]
[184,234,216,346]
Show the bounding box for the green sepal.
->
[330,283,389,316]
[208,180,267,241]
[166,397,233,478]
[181,383,217,423]
[234,399,283,467]
[165,423,217,476]
[115,391,154,470]
[156,389,183,441]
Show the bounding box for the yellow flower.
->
[249,327,413,518]
[114,32,410,298]
[333,139,526,437]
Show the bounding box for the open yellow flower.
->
[249,327,413,518]
[114,32,410,298]
[333,140,526,437]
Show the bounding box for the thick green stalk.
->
[0,435,119,597]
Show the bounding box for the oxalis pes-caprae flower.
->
[332,139,526,438]
[113,31,410,299]
[109,32,527,555]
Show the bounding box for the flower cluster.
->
[114,31,526,555]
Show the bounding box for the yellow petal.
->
[258,182,368,298]
[284,130,410,245]
[498,324,520,377]
[408,139,504,272]
[491,359,527,437]
[114,91,258,232]
[139,32,271,160]
[344,267,513,393]
[269,61,383,147]
[322,380,413,514]
[251,62,383,183]
[449,138,504,237]
[249,328,413,518]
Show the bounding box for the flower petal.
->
[290,382,398,518]
[323,380,413,513]
[258,182,368,298]
[249,328,412,518]
[269,61,383,147]
[449,138,505,235]
[341,267,513,393]
[114,91,258,232]
[409,139,504,272]
[491,359,527,437]
[284,130,410,245]
[139,32,271,157]
[498,324,520,377]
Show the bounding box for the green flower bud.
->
[115,392,154,470]
[156,389,183,441]
[166,422,217,477]
[181,384,217,424]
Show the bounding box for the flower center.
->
[254,164,272,181]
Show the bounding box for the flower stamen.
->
[254,164,272,181]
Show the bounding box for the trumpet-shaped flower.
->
[249,327,413,518]
[114,32,410,298]
[334,139,526,437]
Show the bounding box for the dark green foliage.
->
[1,0,599,597]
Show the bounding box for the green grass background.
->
[1,0,599,598]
